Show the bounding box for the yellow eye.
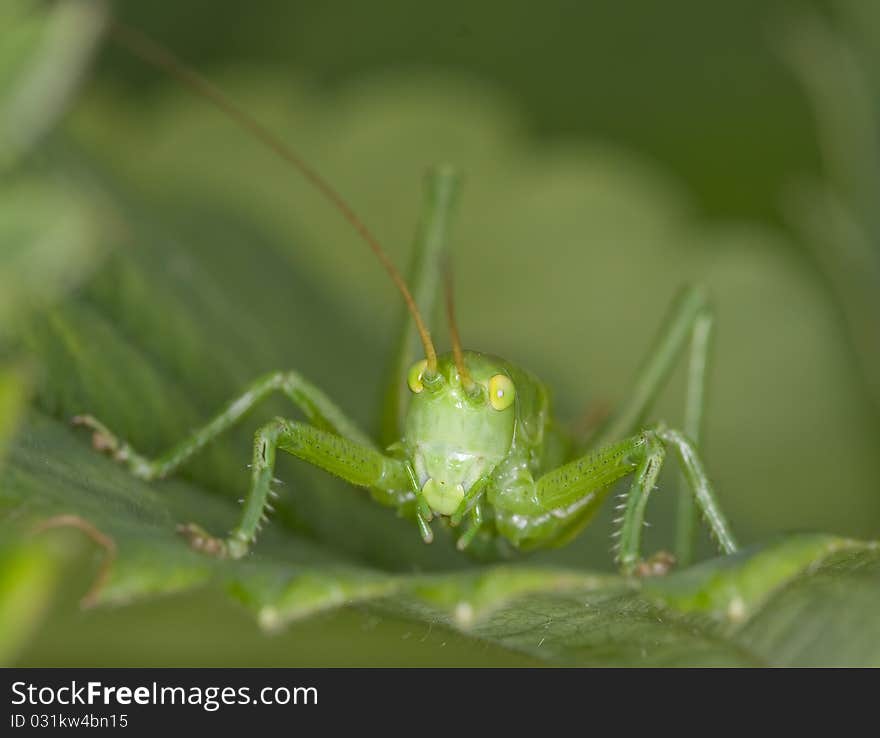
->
[488,374,515,410]
[407,359,428,393]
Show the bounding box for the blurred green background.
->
[109,0,820,223]
[2,0,880,665]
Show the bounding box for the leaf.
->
[0,0,107,170]
[0,367,28,465]
[4,416,878,665]
[0,179,108,341]
[2,68,879,665]
[0,538,61,666]
[0,0,116,653]
[0,0,109,336]
[0,0,109,335]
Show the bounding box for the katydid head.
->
[400,254,515,518]
[404,352,516,516]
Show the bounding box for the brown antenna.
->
[33,514,116,608]
[108,21,439,373]
[443,256,474,391]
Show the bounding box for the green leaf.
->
[0,0,109,333]
[0,2,118,657]
[3,69,879,666]
[0,0,106,170]
[0,179,108,341]
[0,538,60,666]
[0,0,109,459]
[0,367,28,464]
[4,416,878,665]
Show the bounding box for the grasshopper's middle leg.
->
[179,418,413,558]
[586,285,715,566]
[73,370,375,480]
[532,428,737,574]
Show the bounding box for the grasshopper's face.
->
[403,351,516,516]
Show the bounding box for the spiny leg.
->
[614,427,736,573]
[535,435,646,511]
[502,434,648,549]
[534,429,737,574]
[379,166,460,446]
[586,285,715,566]
[180,418,413,558]
[676,308,714,565]
[614,434,665,573]
[73,369,374,480]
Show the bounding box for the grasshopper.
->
[74,23,738,575]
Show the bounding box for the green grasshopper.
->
[73,23,738,575]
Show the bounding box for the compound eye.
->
[488,374,515,410]
[407,359,429,393]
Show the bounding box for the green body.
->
[74,167,738,573]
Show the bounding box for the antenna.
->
[443,256,474,391]
[108,20,439,374]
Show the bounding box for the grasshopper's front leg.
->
[179,419,412,558]
[533,429,737,575]
[72,371,414,555]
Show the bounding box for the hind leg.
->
[586,286,715,565]
[73,369,375,481]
